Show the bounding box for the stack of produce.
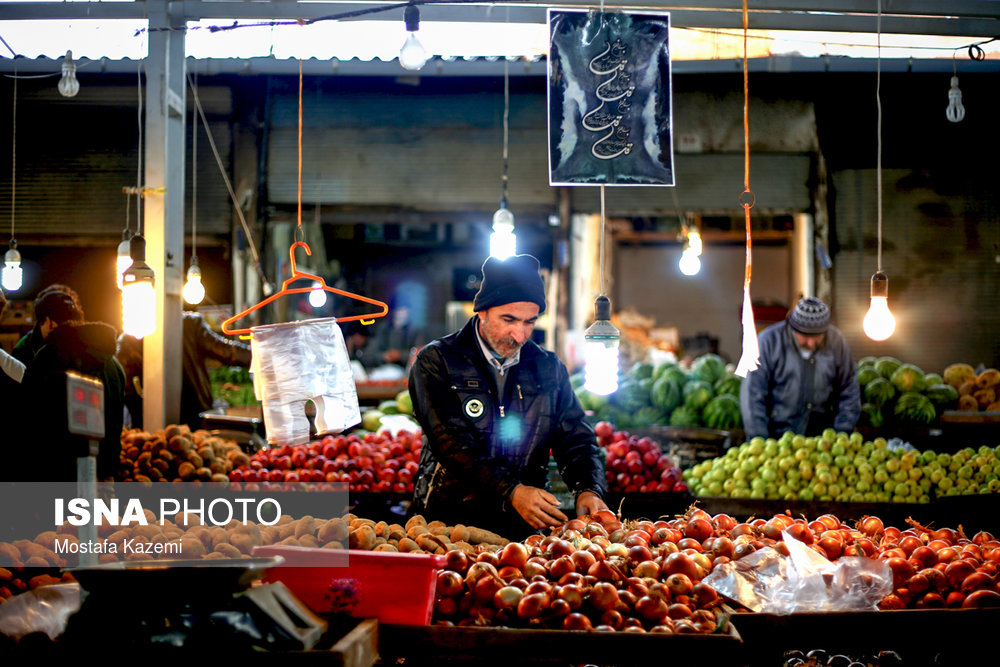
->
[574,353,743,431]
[856,357,999,429]
[683,428,1000,502]
[432,508,727,633]
[940,362,1000,412]
[593,421,689,493]
[118,425,248,483]
[353,388,420,436]
[230,430,421,493]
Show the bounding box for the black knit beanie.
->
[473,254,546,314]
[788,296,830,334]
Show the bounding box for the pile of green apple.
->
[682,428,1000,503]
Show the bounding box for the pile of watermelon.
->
[856,356,959,430]
[572,353,743,431]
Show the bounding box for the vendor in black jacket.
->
[410,254,608,539]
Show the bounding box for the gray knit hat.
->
[788,297,830,334]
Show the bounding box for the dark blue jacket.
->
[409,316,605,539]
[740,321,860,440]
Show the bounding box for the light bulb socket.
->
[870,271,889,298]
[124,234,155,285]
[187,257,202,278]
[5,239,19,263]
[594,294,612,322]
[121,228,133,243]
[404,4,420,32]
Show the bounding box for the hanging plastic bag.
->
[250,317,361,446]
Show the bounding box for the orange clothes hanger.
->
[222,241,388,337]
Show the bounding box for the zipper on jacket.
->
[516,384,523,400]
[499,405,505,418]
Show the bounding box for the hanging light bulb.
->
[58,50,80,98]
[583,295,620,396]
[116,228,133,290]
[182,257,205,305]
[399,5,430,71]
[490,205,516,260]
[863,270,895,341]
[679,248,701,276]
[2,239,22,292]
[946,75,965,123]
[687,228,703,256]
[308,281,327,308]
[121,234,156,339]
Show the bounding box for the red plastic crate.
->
[253,545,446,626]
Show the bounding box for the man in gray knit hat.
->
[409,254,608,539]
[740,296,860,440]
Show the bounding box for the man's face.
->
[792,329,825,351]
[478,302,540,359]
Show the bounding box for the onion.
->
[516,592,550,619]
[498,542,530,571]
[493,585,524,611]
[635,595,669,624]
[571,549,597,574]
[444,549,471,574]
[667,602,692,620]
[960,571,996,594]
[436,570,466,597]
[464,561,499,586]
[961,589,1000,608]
[588,581,620,612]
[599,609,623,630]
[684,517,714,542]
[473,574,503,604]
[665,573,693,596]
[555,584,585,610]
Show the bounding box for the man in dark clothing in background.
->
[12,283,83,366]
[20,290,125,481]
[180,311,253,429]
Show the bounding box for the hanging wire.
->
[9,55,15,244]
[190,71,198,263]
[876,0,883,274]
[135,40,143,236]
[186,71,267,286]
[296,58,303,241]
[599,184,606,297]
[740,0,756,289]
[500,52,509,209]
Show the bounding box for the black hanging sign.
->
[547,9,674,187]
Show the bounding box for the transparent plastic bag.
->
[0,583,81,640]
[250,317,361,445]
[703,529,894,614]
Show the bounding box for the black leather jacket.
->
[409,316,605,539]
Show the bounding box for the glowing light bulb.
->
[116,231,133,290]
[946,76,965,123]
[679,248,701,276]
[182,261,205,305]
[583,295,620,396]
[687,229,703,256]
[399,5,429,71]
[58,51,79,98]
[2,242,22,292]
[490,206,516,259]
[863,271,895,341]
[308,281,327,308]
[121,235,156,339]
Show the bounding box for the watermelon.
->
[926,383,959,409]
[923,372,943,387]
[874,356,902,379]
[861,402,884,428]
[857,356,878,369]
[863,377,896,407]
[632,406,668,428]
[682,380,715,413]
[890,363,926,394]
[703,394,742,430]
[575,388,608,413]
[628,361,655,381]
[893,392,936,424]
[714,376,742,398]
[660,366,689,388]
[570,372,585,390]
[691,353,727,386]
[651,377,682,412]
[612,379,650,413]
[668,405,700,428]
[856,367,881,387]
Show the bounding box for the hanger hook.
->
[289,241,312,275]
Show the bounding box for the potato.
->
[294,516,317,539]
[214,543,242,559]
[298,534,319,549]
[349,525,377,550]
[404,515,427,531]
[396,537,420,553]
[228,533,256,555]
[318,518,349,545]
[177,462,196,481]
[187,453,204,469]
[33,531,60,551]
[0,543,20,563]
[259,525,279,545]
[373,543,398,552]
[374,521,390,538]
[321,541,345,550]
[278,536,301,547]
[124,551,154,562]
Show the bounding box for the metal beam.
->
[141,0,186,431]
[1,1,999,36]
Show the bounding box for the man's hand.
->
[511,484,569,529]
[575,491,609,517]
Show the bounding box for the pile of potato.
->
[118,424,250,483]
[347,514,508,555]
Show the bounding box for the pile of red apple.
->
[594,422,689,493]
[229,430,422,493]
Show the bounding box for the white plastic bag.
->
[250,317,361,445]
